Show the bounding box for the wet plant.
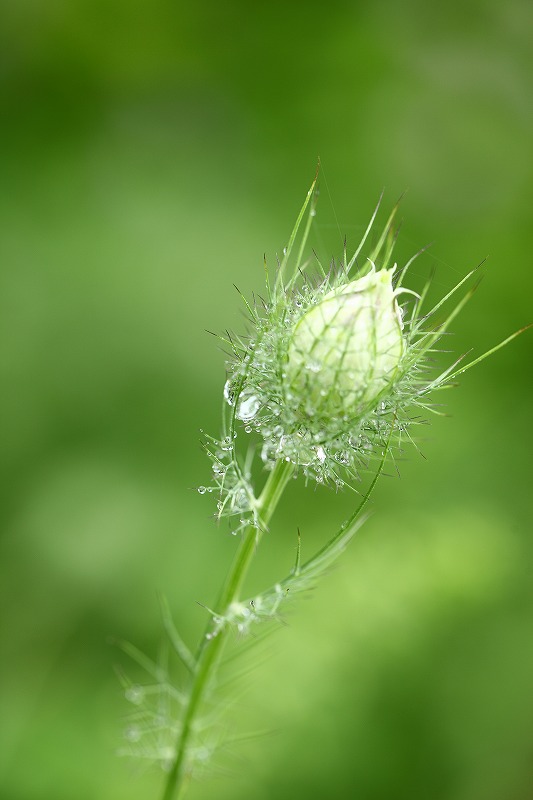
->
[118,173,529,799]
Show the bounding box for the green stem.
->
[161,459,294,800]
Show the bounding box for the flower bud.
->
[286,267,404,418]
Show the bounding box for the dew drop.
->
[316,446,326,464]
[197,486,207,495]
[125,685,144,705]
[223,379,235,407]
[196,746,210,762]
[305,359,321,373]
[236,394,261,422]
[124,725,141,742]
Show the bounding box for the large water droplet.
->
[197,486,207,495]
[237,394,261,422]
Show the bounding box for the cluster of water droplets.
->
[119,669,223,777]
[117,665,183,772]
[198,423,260,535]
[197,261,435,524]
[216,281,411,488]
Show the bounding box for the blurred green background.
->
[1,1,532,799]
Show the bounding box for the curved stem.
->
[161,459,294,800]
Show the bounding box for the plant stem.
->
[161,458,294,800]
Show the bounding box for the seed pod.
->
[286,267,404,419]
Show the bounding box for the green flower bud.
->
[286,267,404,418]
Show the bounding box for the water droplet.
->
[124,725,141,742]
[125,685,144,705]
[223,379,235,407]
[161,748,175,772]
[336,451,350,465]
[244,425,252,433]
[196,746,210,762]
[236,394,261,422]
[305,359,321,373]
[197,486,207,495]
[283,247,287,255]
[316,446,326,464]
